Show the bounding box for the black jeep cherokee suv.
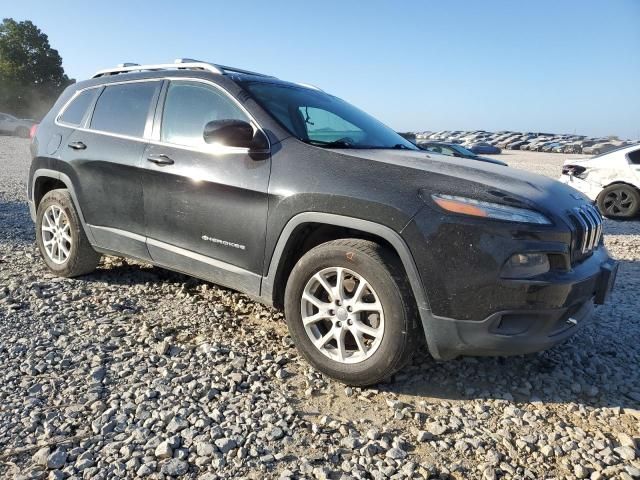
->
[28,59,617,386]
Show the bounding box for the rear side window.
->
[628,148,640,165]
[161,81,249,147]
[90,82,157,137]
[59,89,99,126]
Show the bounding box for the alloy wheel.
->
[603,189,636,216]
[300,267,384,364]
[41,205,72,264]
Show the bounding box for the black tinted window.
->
[161,81,248,147]
[90,82,157,137]
[628,148,640,165]
[60,89,98,126]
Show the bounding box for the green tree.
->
[0,18,73,119]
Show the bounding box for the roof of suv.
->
[86,59,322,92]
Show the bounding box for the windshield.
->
[240,82,418,150]
[451,144,476,156]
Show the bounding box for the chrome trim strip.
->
[146,238,252,276]
[572,207,589,254]
[55,78,163,129]
[584,206,600,250]
[92,61,224,78]
[592,205,603,247]
[88,225,255,277]
[581,207,596,252]
[89,225,146,243]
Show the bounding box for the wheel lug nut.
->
[347,306,352,312]
[329,310,335,315]
[335,300,341,306]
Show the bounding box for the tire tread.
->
[36,189,101,277]
[285,238,422,386]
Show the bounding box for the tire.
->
[15,126,29,138]
[597,184,640,219]
[36,189,101,277]
[284,239,420,386]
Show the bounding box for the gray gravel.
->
[1,136,638,479]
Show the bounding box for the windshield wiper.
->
[304,139,357,148]
[366,144,417,150]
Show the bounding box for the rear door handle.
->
[147,154,174,166]
[68,141,87,150]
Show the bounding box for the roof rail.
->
[91,58,274,79]
[92,60,224,78]
[175,58,274,78]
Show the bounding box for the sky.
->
[4,0,640,139]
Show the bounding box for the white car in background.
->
[560,144,640,218]
[0,112,35,138]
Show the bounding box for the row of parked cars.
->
[416,130,638,155]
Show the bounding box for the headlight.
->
[432,194,551,225]
[501,253,550,278]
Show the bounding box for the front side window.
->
[59,89,99,126]
[240,81,417,150]
[628,148,640,165]
[90,82,158,137]
[161,81,249,147]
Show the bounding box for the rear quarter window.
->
[628,148,640,165]
[59,89,99,126]
[90,82,158,137]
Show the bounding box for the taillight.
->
[29,124,38,139]
[562,164,586,177]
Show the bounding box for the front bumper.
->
[421,256,618,360]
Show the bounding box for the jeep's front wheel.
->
[284,239,419,386]
[36,189,101,277]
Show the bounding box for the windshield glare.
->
[452,145,476,156]
[240,82,418,150]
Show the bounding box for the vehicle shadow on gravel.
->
[84,260,190,285]
[0,198,34,245]
[81,255,640,412]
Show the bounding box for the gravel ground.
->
[0,136,638,480]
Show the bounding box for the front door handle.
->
[68,141,87,150]
[147,154,174,166]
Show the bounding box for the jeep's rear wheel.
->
[284,239,419,386]
[36,189,101,277]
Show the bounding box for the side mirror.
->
[203,119,269,150]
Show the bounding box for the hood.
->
[334,148,592,217]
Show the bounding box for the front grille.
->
[568,204,603,263]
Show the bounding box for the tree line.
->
[0,18,73,120]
